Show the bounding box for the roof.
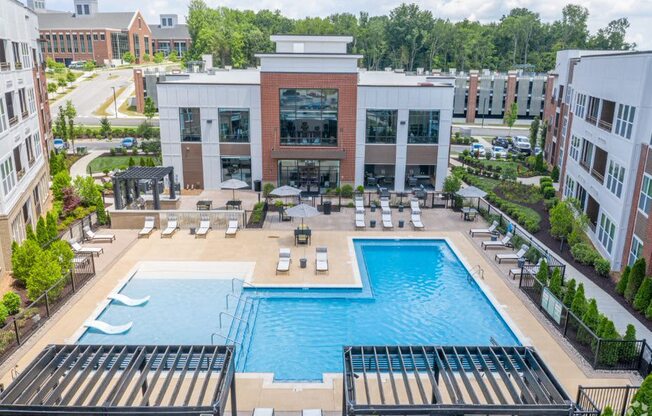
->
[358,71,455,87]
[114,166,174,180]
[0,344,236,415]
[150,23,190,40]
[160,70,261,85]
[271,34,353,43]
[38,11,137,30]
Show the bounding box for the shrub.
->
[621,324,639,362]
[52,171,72,201]
[48,240,74,274]
[548,268,562,298]
[571,243,600,265]
[263,183,274,197]
[562,279,576,307]
[628,374,652,416]
[26,251,63,301]
[544,197,558,210]
[442,175,461,194]
[601,406,614,416]
[597,319,621,366]
[626,258,647,303]
[539,176,552,186]
[36,216,48,246]
[542,185,556,199]
[0,304,7,327]
[551,165,560,182]
[2,291,21,315]
[11,239,42,286]
[571,283,587,318]
[634,278,652,312]
[340,184,353,198]
[616,266,631,296]
[62,187,81,215]
[536,260,549,285]
[356,185,364,193]
[578,298,600,345]
[594,257,611,277]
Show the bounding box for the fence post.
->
[71,271,76,293]
[13,319,20,345]
[563,310,570,337]
[45,292,50,318]
[636,339,647,375]
[620,385,631,416]
[593,339,602,369]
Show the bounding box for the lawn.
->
[88,155,161,173]
[93,85,127,117]
[46,69,83,83]
[476,159,520,171]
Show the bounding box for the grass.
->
[88,155,161,173]
[118,96,143,117]
[476,159,520,170]
[46,69,83,83]
[93,86,127,117]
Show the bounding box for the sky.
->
[44,0,652,49]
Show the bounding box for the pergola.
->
[0,344,236,415]
[113,166,176,210]
[343,345,574,416]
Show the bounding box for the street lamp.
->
[111,86,117,119]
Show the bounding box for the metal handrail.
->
[231,277,258,297]
[469,265,484,280]
[218,310,249,330]
[226,293,254,310]
[211,332,241,346]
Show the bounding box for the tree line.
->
[185,1,634,72]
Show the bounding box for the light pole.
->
[111,86,117,119]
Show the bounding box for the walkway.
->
[69,150,103,178]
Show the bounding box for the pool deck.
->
[0,211,641,411]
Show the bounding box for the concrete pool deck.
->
[0,225,639,411]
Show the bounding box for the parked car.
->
[121,137,137,149]
[68,61,85,70]
[470,143,486,157]
[491,146,507,159]
[53,138,67,151]
[511,136,532,155]
[492,136,510,148]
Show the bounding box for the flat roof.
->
[160,69,261,85]
[270,34,353,43]
[359,71,454,87]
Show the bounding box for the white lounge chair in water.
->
[84,226,115,243]
[382,212,393,229]
[69,240,103,256]
[225,220,238,238]
[195,216,211,238]
[85,320,132,334]
[276,248,291,275]
[470,220,498,237]
[108,293,150,306]
[355,211,366,229]
[410,198,421,214]
[495,244,529,264]
[139,216,156,238]
[161,215,179,238]
[481,232,513,250]
[315,247,328,273]
[411,213,424,230]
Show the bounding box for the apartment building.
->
[158,35,453,193]
[544,50,652,271]
[0,0,52,272]
[150,14,191,58]
[37,0,152,66]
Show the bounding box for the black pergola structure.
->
[343,345,574,416]
[0,344,236,415]
[113,166,176,210]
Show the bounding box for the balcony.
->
[586,195,600,231]
[16,168,25,181]
[0,62,10,71]
[28,157,35,168]
[8,116,18,127]
[598,100,615,132]
[598,120,612,131]
[14,62,22,70]
[591,147,608,184]
[21,110,29,119]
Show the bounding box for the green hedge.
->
[70,126,160,140]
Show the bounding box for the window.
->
[561,116,568,140]
[76,4,82,14]
[21,43,31,68]
[615,104,635,139]
[100,33,105,41]
[110,32,128,59]
[10,216,24,243]
[133,33,140,58]
[93,33,98,41]
[45,35,52,53]
[279,88,338,146]
[52,34,58,52]
[0,98,6,133]
[87,34,92,52]
[407,110,440,144]
[629,235,643,267]
[179,108,201,141]
[144,36,150,55]
[25,135,34,164]
[564,176,575,199]
[33,132,41,158]
[83,4,89,14]
[59,34,64,52]
[221,157,251,185]
[366,110,397,144]
[586,96,599,124]
[80,34,85,53]
[0,157,16,196]
[598,212,616,254]
[66,34,72,52]
[27,88,35,114]
[218,109,249,142]
[639,174,652,215]
[606,160,625,198]
[569,135,580,161]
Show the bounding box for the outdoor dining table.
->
[461,207,478,221]
[226,200,242,210]
[294,225,312,246]
[196,200,212,210]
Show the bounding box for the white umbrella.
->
[270,185,302,198]
[285,203,319,227]
[456,186,488,199]
[220,178,249,200]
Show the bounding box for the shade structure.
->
[220,178,249,200]
[285,203,319,226]
[270,185,302,198]
[456,186,488,199]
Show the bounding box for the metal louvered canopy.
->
[0,344,236,415]
[343,345,573,416]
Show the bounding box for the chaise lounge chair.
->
[495,244,529,263]
[161,215,179,238]
[84,226,115,243]
[138,216,156,238]
[354,197,364,211]
[225,220,238,238]
[410,198,421,214]
[382,212,393,229]
[195,216,211,238]
[276,248,291,275]
[380,197,391,213]
[481,232,513,250]
[411,213,424,230]
[70,240,104,256]
[315,247,328,273]
[470,220,498,237]
[509,258,544,280]
[355,210,366,229]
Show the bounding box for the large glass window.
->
[606,160,625,198]
[615,104,635,139]
[221,157,251,186]
[639,174,652,215]
[110,32,129,60]
[278,160,340,193]
[598,212,615,254]
[629,235,643,267]
[179,108,201,142]
[364,164,395,188]
[279,89,338,146]
[218,109,249,142]
[569,135,580,161]
[408,110,440,144]
[366,110,397,144]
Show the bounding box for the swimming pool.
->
[79,239,520,381]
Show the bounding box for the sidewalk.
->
[69,150,104,178]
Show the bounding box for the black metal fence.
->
[0,253,96,365]
[519,270,649,375]
[574,388,601,416]
[576,386,640,416]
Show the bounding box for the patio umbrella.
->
[270,185,302,198]
[456,186,487,199]
[285,203,320,227]
[220,178,249,200]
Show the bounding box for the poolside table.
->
[294,226,312,246]
[226,200,242,210]
[461,207,478,221]
[196,200,212,210]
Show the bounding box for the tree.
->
[62,187,81,215]
[571,282,587,318]
[168,50,179,62]
[128,157,135,167]
[47,82,57,94]
[100,116,111,139]
[143,97,156,120]
[443,175,461,194]
[52,170,71,201]
[48,240,74,274]
[26,250,63,301]
[551,165,560,182]
[590,18,634,50]
[0,304,7,327]
[529,116,540,149]
[36,216,48,246]
[549,200,574,240]
[597,319,620,366]
[65,70,76,86]
[629,374,652,416]
[621,324,639,362]
[562,278,576,307]
[153,52,165,64]
[53,107,67,139]
[83,60,96,71]
[11,239,42,285]
[2,291,21,315]
[57,77,67,92]
[122,51,135,64]
[142,53,151,62]
[46,211,58,240]
[616,265,631,295]
[625,258,646,302]
[64,100,77,152]
[634,278,652,312]
[536,259,549,285]
[579,298,599,344]
[504,102,518,135]
[548,268,562,298]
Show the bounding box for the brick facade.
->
[259,72,358,185]
[465,71,479,123]
[133,68,145,112]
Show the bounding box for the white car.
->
[511,136,532,155]
[491,146,507,159]
[470,143,486,157]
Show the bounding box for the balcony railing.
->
[580,160,591,172]
[21,111,29,119]
[16,168,25,181]
[8,116,18,127]
[591,168,605,184]
[14,62,22,70]
[28,157,35,168]
[0,62,10,71]
[598,120,612,132]
[586,115,597,125]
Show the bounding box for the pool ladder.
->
[468,265,484,281]
[211,289,259,370]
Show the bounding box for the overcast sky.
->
[44,0,652,49]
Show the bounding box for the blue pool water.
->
[79,239,519,381]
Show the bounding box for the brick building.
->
[149,14,191,57]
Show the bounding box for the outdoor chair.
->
[481,232,513,250]
[315,247,328,273]
[411,213,424,230]
[84,226,115,243]
[382,212,393,229]
[495,244,530,264]
[276,248,291,275]
[195,216,211,238]
[161,216,179,238]
[470,220,498,237]
[410,198,421,214]
[380,197,391,213]
[355,210,366,229]
[69,240,104,256]
[225,220,238,238]
[509,258,544,280]
[138,216,156,238]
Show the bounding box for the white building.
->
[158,35,454,193]
[547,50,652,271]
[0,0,50,271]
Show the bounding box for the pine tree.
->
[548,268,562,298]
[25,225,36,242]
[616,265,631,295]
[626,258,646,303]
[646,301,652,320]
[634,278,652,312]
[579,298,599,346]
[36,217,48,246]
[571,283,587,318]
[621,324,638,362]
[536,259,549,285]
[46,211,58,241]
[597,319,621,367]
[601,405,614,416]
[562,279,576,307]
